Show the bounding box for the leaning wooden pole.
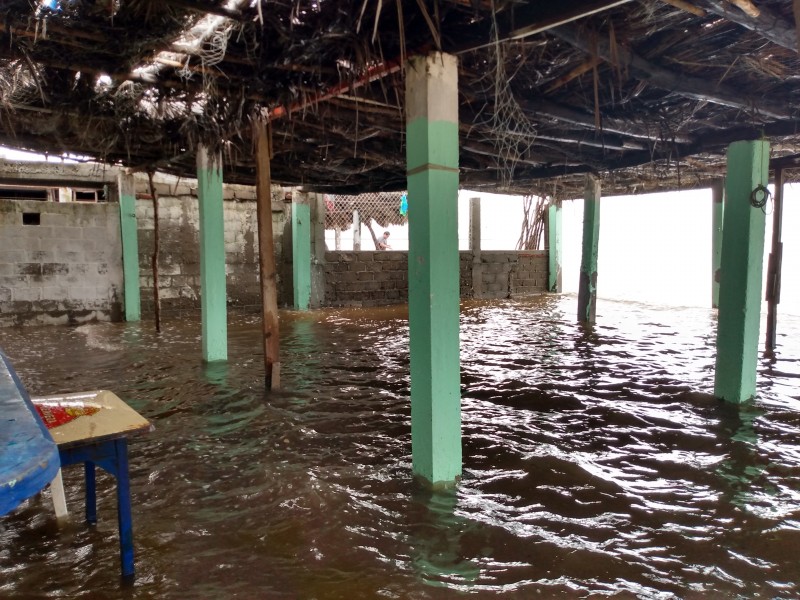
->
[254,117,281,389]
[147,172,162,333]
[765,166,785,354]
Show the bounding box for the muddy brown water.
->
[2,295,800,599]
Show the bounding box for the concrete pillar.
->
[469,197,481,252]
[577,176,601,323]
[292,193,311,310]
[714,140,770,403]
[547,199,562,293]
[711,179,724,309]
[117,173,140,321]
[310,192,326,308]
[353,210,361,250]
[406,52,461,486]
[469,197,483,298]
[196,146,228,362]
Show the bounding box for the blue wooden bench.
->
[0,349,60,517]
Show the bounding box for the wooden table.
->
[0,350,60,517]
[32,390,153,578]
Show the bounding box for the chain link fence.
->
[325,191,408,250]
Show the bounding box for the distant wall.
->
[0,158,549,324]
[0,199,123,326]
[0,165,288,327]
[323,250,548,307]
[134,177,287,316]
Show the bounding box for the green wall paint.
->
[547,201,562,293]
[292,200,311,311]
[714,140,769,403]
[406,119,460,171]
[197,154,228,362]
[405,53,461,486]
[118,176,140,321]
[577,178,601,323]
[712,181,724,309]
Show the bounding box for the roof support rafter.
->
[550,23,791,120]
[695,0,797,51]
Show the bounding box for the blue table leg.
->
[85,461,97,524]
[114,439,134,578]
[60,440,137,578]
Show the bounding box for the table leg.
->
[114,439,134,578]
[84,461,96,524]
[50,468,69,522]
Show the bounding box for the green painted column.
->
[714,140,769,403]
[117,173,140,321]
[196,146,228,362]
[406,52,461,486]
[711,179,724,309]
[292,194,311,311]
[547,199,562,293]
[577,176,601,323]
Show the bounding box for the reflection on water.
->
[2,295,800,598]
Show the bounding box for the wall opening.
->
[22,212,41,225]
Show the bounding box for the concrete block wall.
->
[324,251,408,307]
[323,250,548,307]
[0,199,123,326]
[135,176,287,316]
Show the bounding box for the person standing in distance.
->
[378,231,391,250]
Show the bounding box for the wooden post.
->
[254,119,280,389]
[765,167,784,354]
[469,196,483,298]
[310,193,327,308]
[147,172,162,333]
[711,179,724,309]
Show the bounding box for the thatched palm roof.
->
[1,0,799,196]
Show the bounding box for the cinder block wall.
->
[323,250,548,307]
[0,199,123,326]
[478,251,549,299]
[135,177,287,316]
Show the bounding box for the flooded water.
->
[2,295,800,598]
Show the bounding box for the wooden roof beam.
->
[521,98,693,144]
[450,0,634,54]
[695,0,797,52]
[549,24,791,120]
